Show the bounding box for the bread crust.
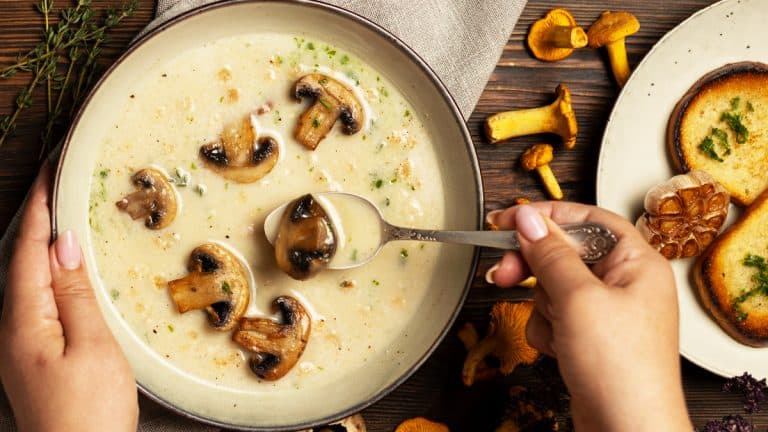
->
[667,61,768,206]
[694,188,768,347]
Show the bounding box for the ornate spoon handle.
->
[384,222,618,264]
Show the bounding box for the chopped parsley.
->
[721,111,749,144]
[221,281,232,294]
[372,279,381,286]
[167,324,175,333]
[110,289,120,301]
[400,248,409,260]
[350,249,358,262]
[747,101,755,112]
[99,168,110,178]
[372,178,384,189]
[306,42,315,50]
[339,55,350,65]
[312,117,320,128]
[731,96,741,110]
[404,109,411,118]
[711,127,731,155]
[732,253,768,320]
[318,97,332,109]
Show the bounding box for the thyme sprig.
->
[0,0,138,154]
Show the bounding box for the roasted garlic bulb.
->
[636,170,729,259]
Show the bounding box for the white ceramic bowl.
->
[53,1,482,430]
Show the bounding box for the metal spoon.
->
[264,192,617,270]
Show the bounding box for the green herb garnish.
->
[731,96,741,110]
[372,279,380,286]
[110,289,120,301]
[167,324,175,333]
[711,127,731,155]
[400,248,409,260]
[221,281,232,294]
[698,136,723,162]
[372,178,384,189]
[0,0,138,154]
[318,98,332,110]
[721,111,749,144]
[339,55,350,65]
[732,253,768,316]
[312,117,320,128]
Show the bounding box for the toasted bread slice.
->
[695,189,768,347]
[668,62,768,206]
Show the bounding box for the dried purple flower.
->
[700,415,754,432]
[722,372,768,413]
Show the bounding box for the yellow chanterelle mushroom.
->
[485,83,578,149]
[588,11,640,87]
[521,143,563,201]
[528,8,588,62]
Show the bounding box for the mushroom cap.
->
[551,83,578,149]
[587,11,640,47]
[199,114,280,183]
[528,8,586,61]
[489,302,539,374]
[521,144,554,171]
[293,73,365,150]
[115,168,178,230]
[167,243,250,331]
[462,301,538,385]
[274,194,337,280]
[233,296,311,381]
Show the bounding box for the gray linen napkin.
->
[0,0,525,430]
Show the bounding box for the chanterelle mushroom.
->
[462,301,539,386]
[167,243,249,331]
[293,73,365,150]
[636,170,729,259]
[528,8,588,62]
[521,144,563,200]
[587,11,640,87]
[233,296,311,381]
[199,114,280,183]
[485,83,578,149]
[116,168,178,230]
[274,194,337,280]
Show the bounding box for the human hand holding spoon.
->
[264,192,618,278]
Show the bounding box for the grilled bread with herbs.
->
[668,62,768,206]
[694,189,768,347]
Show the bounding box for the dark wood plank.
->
[0,0,761,431]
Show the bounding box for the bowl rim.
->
[52,0,483,430]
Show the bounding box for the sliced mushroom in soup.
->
[199,114,280,183]
[116,168,178,230]
[167,243,250,331]
[274,194,337,280]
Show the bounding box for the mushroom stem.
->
[535,164,563,200]
[168,274,230,313]
[606,39,631,87]
[548,25,588,48]
[486,103,560,144]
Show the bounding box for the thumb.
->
[49,230,111,349]
[515,205,602,305]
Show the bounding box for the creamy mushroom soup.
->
[88,33,447,391]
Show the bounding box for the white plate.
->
[596,0,768,378]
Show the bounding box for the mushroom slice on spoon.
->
[293,73,365,150]
[274,194,337,280]
[200,114,280,183]
[116,168,178,230]
[167,243,250,331]
[233,296,311,381]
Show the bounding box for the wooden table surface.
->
[1,0,762,431]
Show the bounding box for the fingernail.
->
[55,230,81,270]
[515,205,548,242]
[485,263,500,284]
[485,210,503,227]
